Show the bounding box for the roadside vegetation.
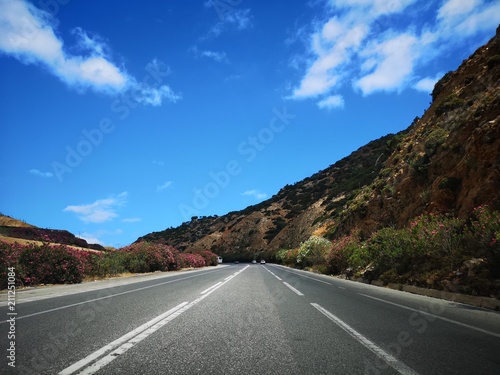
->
[0,242,218,289]
[276,205,500,297]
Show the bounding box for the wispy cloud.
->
[242,190,267,200]
[0,0,180,105]
[77,228,124,246]
[317,95,345,110]
[157,181,173,192]
[289,0,500,108]
[152,160,165,166]
[63,192,128,223]
[202,3,253,39]
[77,232,104,245]
[413,74,442,93]
[122,217,142,223]
[29,169,53,178]
[189,46,229,63]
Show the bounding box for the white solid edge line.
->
[283,282,304,296]
[360,293,500,339]
[58,302,189,375]
[311,303,421,375]
[60,265,250,375]
[271,265,331,285]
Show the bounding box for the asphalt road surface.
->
[1,263,499,374]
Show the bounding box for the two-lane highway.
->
[1,263,499,374]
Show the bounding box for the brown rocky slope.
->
[137,27,500,264]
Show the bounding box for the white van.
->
[217,256,223,264]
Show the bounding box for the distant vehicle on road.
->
[217,256,223,264]
[260,260,266,264]
[252,260,257,264]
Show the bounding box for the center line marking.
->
[311,303,421,375]
[201,282,222,294]
[283,282,304,296]
[59,265,250,375]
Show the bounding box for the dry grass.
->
[0,214,35,228]
[0,235,103,253]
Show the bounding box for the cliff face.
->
[337,26,500,237]
[138,27,500,261]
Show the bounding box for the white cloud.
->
[133,84,181,106]
[413,74,442,93]
[203,6,253,39]
[77,233,104,245]
[242,190,268,200]
[189,46,228,63]
[355,33,417,95]
[436,0,500,38]
[289,0,500,106]
[63,192,128,223]
[0,0,180,105]
[157,181,173,192]
[122,217,142,223]
[201,50,228,63]
[29,168,53,178]
[317,95,345,109]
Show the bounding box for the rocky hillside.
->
[138,27,500,262]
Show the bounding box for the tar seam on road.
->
[58,266,250,375]
[360,293,500,338]
[311,303,421,375]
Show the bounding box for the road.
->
[1,263,499,374]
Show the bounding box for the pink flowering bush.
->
[177,252,206,268]
[19,243,85,285]
[464,205,500,277]
[196,249,219,266]
[0,241,24,288]
[0,239,216,289]
[408,213,465,271]
[326,234,362,275]
[120,242,180,273]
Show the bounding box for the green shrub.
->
[425,128,448,154]
[435,95,465,116]
[297,236,331,267]
[431,71,453,102]
[366,227,414,277]
[325,234,361,274]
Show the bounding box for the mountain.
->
[0,213,105,251]
[137,27,500,262]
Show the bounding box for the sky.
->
[1,0,499,247]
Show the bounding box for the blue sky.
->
[1,0,499,247]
